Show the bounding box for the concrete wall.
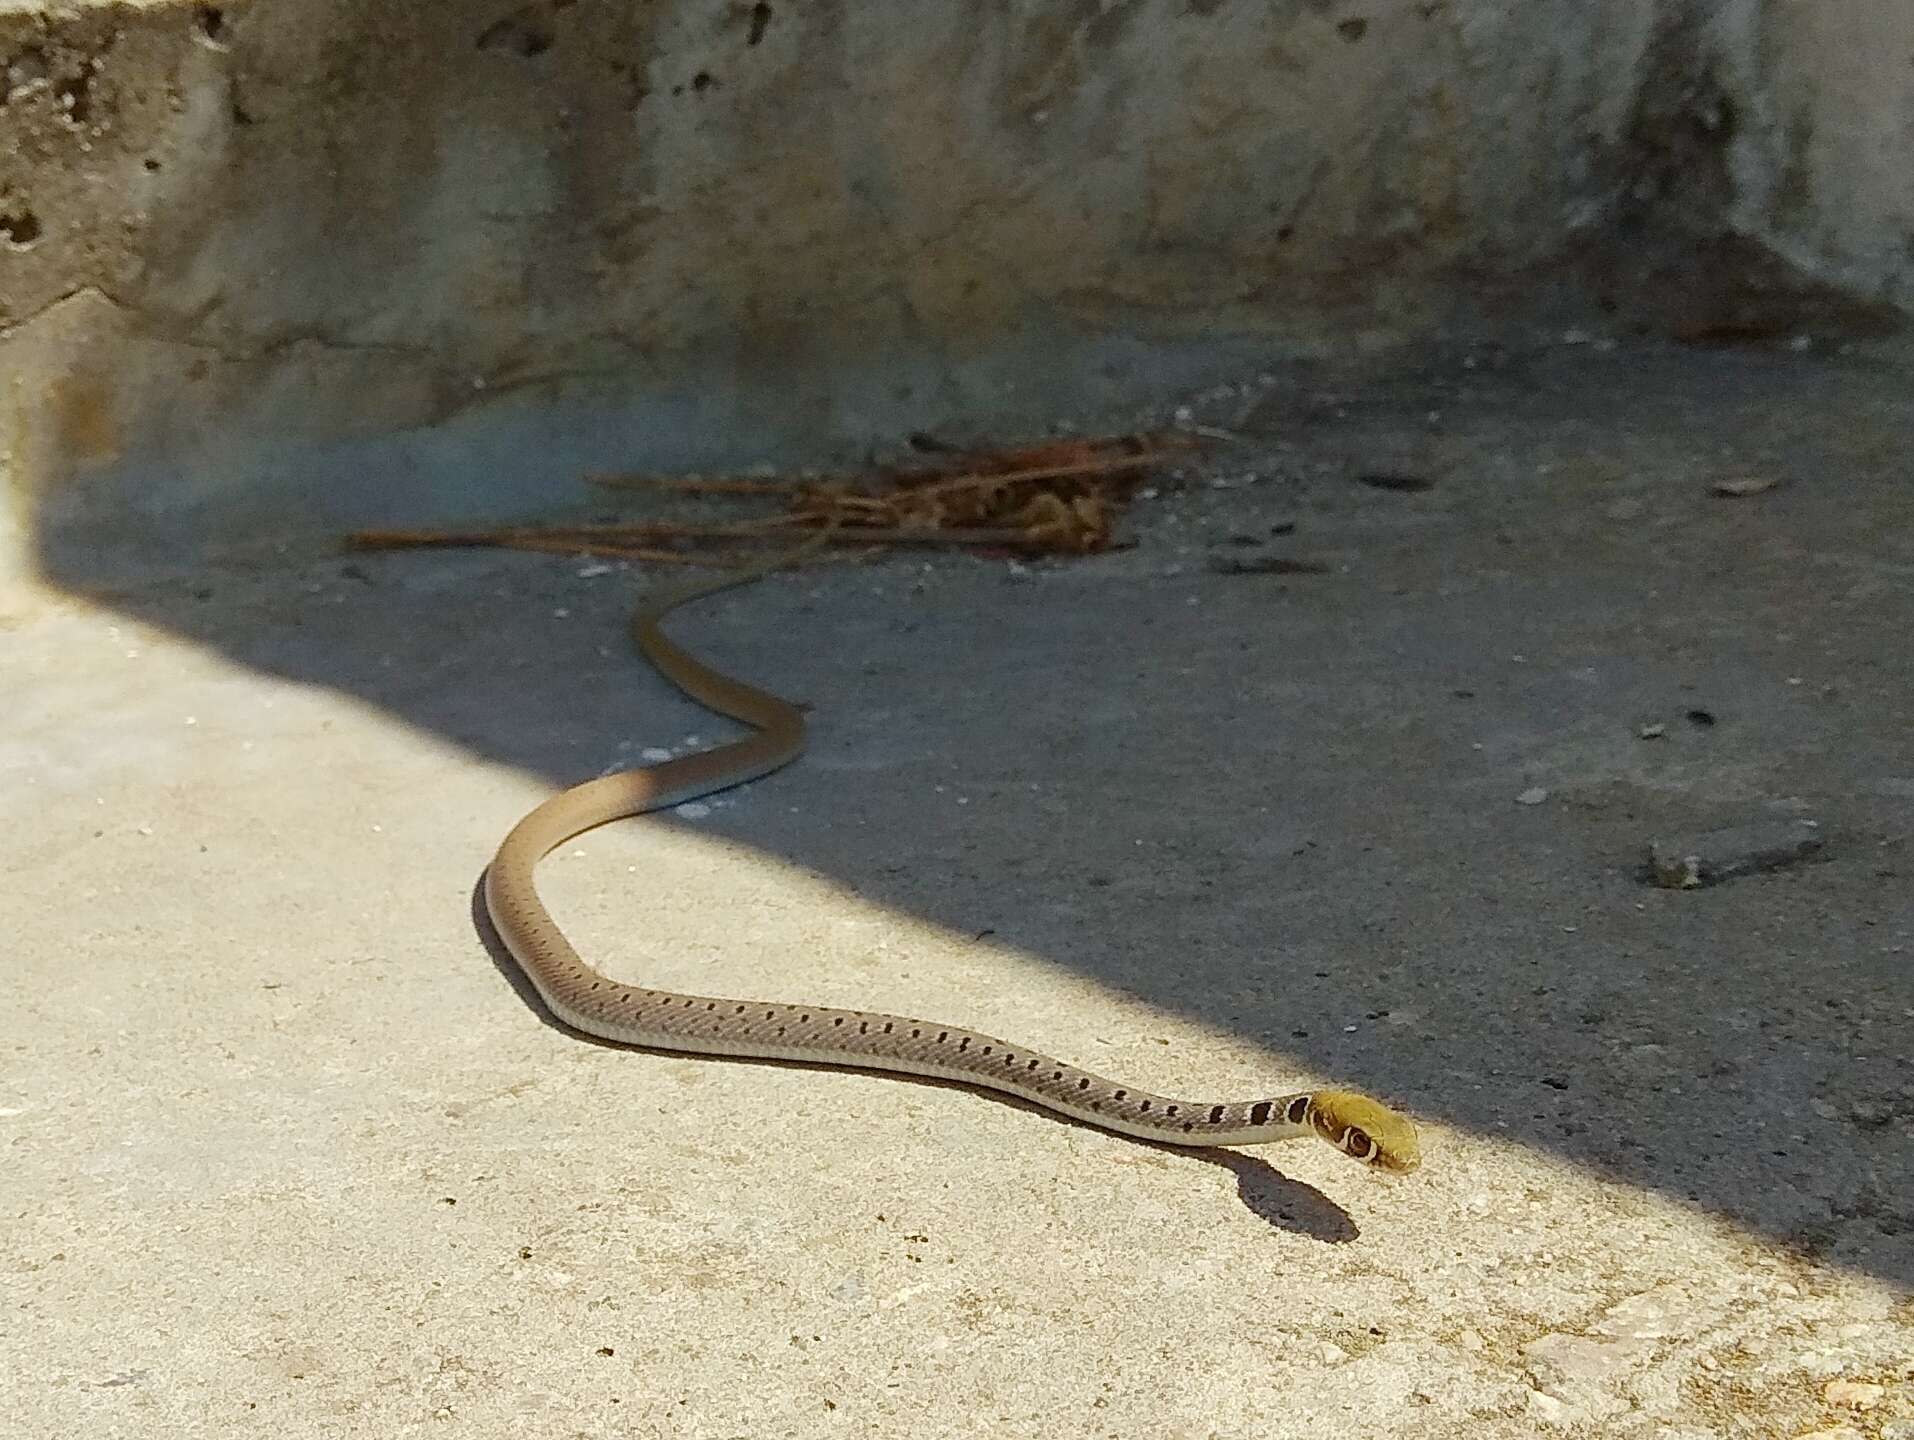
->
[1,0,1909,584]
[1729,3,1914,302]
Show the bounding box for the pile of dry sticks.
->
[346,430,1205,567]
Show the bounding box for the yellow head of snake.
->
[1305,1090,1422,1173]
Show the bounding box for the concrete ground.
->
[5,341,1912,1437]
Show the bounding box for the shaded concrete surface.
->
[6,0,1913,585]
[5,342,1914,1434]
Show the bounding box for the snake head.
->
[1306,1090,1422,1174]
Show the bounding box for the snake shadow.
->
[467,873,1359,1244]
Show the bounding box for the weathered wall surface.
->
[0,0,1908,583]
[1727,3,1914,303]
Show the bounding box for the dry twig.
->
[346,429,1205,566]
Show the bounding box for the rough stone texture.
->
[2,0,1912,584]
[1647,818,1828,889]
[6,343,1913,1436]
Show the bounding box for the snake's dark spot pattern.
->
[488,565,1424,1178]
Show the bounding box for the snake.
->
[483,549,1422,1175]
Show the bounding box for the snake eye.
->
[1305,1090,1423,1173]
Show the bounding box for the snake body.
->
[484,558,1421,1174]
